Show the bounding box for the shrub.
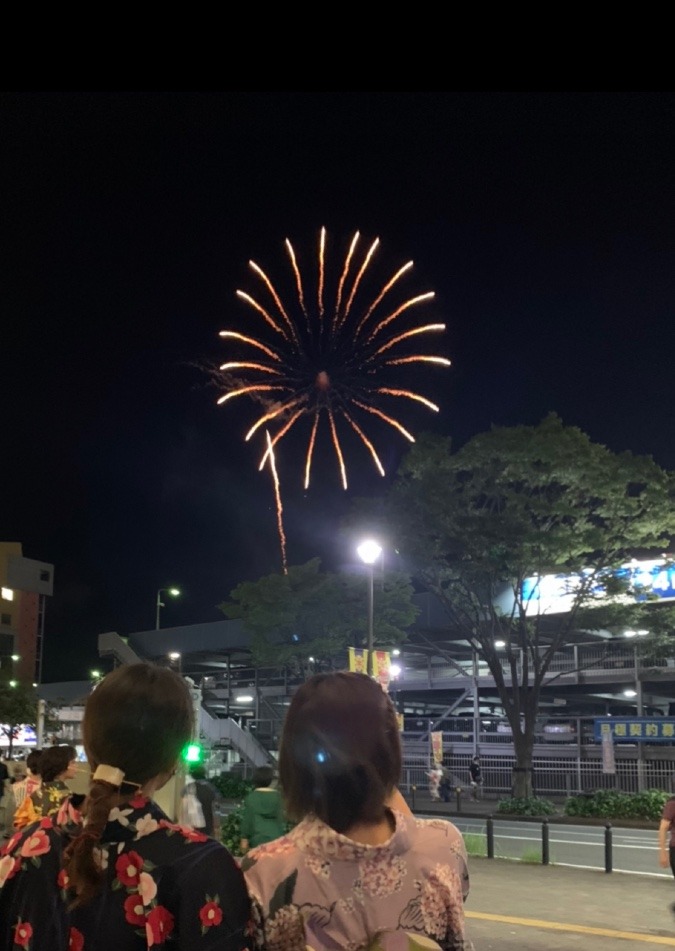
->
[220,805,244,856]
[564,788,668,821]
[496,796,556,816]
[212,774,255,800]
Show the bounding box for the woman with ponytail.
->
[0,663,255,950]
[242,672,470,951]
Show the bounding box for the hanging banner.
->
[602,731,616,775]
[395,712,405,732]
[348,647,368,674]
[431,731,443,765]
[373,650,391,691]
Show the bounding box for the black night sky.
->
[2,91,674,681]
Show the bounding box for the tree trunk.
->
[512,733,534,797]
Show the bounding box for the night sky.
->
[2,91,674,682]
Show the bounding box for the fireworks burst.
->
[217,229,450,489]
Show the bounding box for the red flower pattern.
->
[199,900,223,928]
[13,921,33,947]
[57,868,69,889]
[145,905,175,946]
[20,830,51,859]
[69,926,85,950]
[124,893,146,927]
[115,850,144,887]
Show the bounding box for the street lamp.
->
[168,651,182,674]
[156,587,181,629]
[357,539,382,676]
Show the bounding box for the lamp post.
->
[357,540,382,676]
[168,651,182,675]
[156,587,181,630]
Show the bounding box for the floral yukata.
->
[242,809,470,951]
[0,794,255,950]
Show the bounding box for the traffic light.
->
[182,742,204,764]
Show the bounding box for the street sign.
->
[594,718,675,742]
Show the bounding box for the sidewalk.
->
[465,856,675,950]
[412,791,675,948]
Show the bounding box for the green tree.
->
[0,681,39,758]
[221,558,418,673]
[386,415,675,797]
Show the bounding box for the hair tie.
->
[92,765,125,786]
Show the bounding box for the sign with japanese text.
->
[594,718,675,742]
[431,731,443,765]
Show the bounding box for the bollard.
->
[604,823,612,873]
[486,816,494,859]
[455,787,462,813]
[411,785,416,811]
[542,818,549,866]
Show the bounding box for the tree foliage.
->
[221,558,418,670]
[386,415,675,795]
[0,680,39,757]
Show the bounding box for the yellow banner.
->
[348,647,368,674]
[431,731,443,765]
[396,712,405,732]
[373,650,391,691]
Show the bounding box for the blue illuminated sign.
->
[594,718,675,743]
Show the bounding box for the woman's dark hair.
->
[40,745,76,782]
[65,663,193,907]
[279,671,401,833]
[252,765,275,788]
[26,749,42,775]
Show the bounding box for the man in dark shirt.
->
[469,755,482,801]
[182,765,220,837]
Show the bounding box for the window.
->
[1,613,11,625]
[40,570,50,582]
[1,587,13,601]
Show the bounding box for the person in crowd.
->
[0,758,11,838]
[426,763,444,801]
[469,755,483,802]
[13,744,78,829]
[180,764,221,838]
[242,671,470,951]
[240,765,285,853]
[0,662,255,950]
[12,748,42,811]
[658,794,675,913]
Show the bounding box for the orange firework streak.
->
[352,261,413,339]
[265,430,288,575]
[366,293,436,344]
[352,399,415,443]
[328,408,348,489]
[258,407,305,471]
[304,410,320,489]
[342,410,385,477]
[370,324,446,359]
[217,229,450,487]
[376,388,440,413]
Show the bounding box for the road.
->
[415,812,669,877]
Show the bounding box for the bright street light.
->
[357,539,382,676]
[156,587,181,629]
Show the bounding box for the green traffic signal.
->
[182,742,203,764]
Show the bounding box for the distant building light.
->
[494,640,506,648]
[236,695,254,703]
[1,587,13,601]
[623,689,637,698]
[390,664,402,679]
